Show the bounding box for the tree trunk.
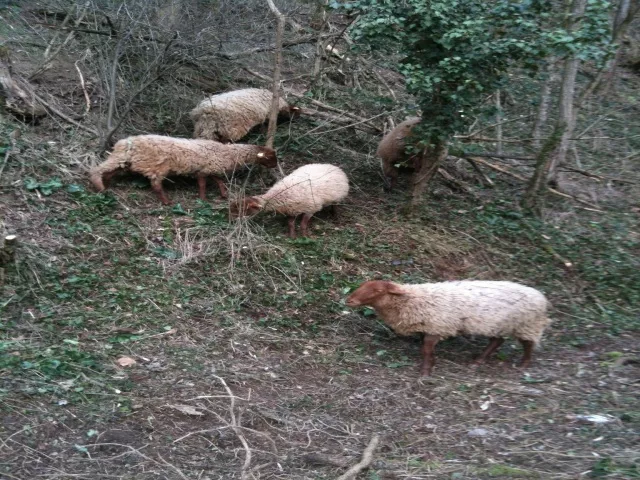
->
[409,140,449,213]
[599,0,640,95]
[522,0,587,214]
[547,52,581,183]
[265,0,285,158]
[531,63,557,149]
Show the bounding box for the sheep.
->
[190,88,300,143]
[346,280,552,376]
[376,117,421,190]
[230,163,349,238]
[89,135,277,205]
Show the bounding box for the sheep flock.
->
[90,87,554,377]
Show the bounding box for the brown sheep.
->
[376,117,421,190]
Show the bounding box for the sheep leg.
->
[300,213,313,237]
[150,179,170,205]
[287,217,296,238]
[420,335,440,376]
[518,339,534,368]
[473,337,505,365]
[212,176,228,199]
[287,216,297,238]
[102,171,116,189]
[328,204,339,218]
[197,175,207,200]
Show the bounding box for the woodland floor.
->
[1,21,640,480]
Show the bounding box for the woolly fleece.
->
[349,280,551,344]
[90,135,275,190]
[190,88,292,142]
[252,163,349,216]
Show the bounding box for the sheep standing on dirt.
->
[376,117,421,190]
[230,163,349,238]
[346,280,552,376]
[90,135,277,205]
[190,88,300,143]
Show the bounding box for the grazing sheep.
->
[346,280,551,376]
[376,117,421,190]
[90,135,277,205]
[230,163,349,238]
[190,88,300,143]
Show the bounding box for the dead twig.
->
[74,60,91,116]
[462,157,494,187]
[32,92,98,135]
[212,375,253,480]
[336,435,380,480]
[0,130,19,182]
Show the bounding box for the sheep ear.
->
[385,283,405,295]
[257,152,265,158]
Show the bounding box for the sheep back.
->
[372,281,551,344]
[190,88,291,142]
[257,163,349,216]
[91,135,275,183]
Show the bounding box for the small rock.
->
[467,428,489,437]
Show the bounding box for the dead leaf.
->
[168,404,204,416]
[116,356,137,367]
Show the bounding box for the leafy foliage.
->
[333,0,612,142]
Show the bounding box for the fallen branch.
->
[240,66,382,134]
[469,157,605,211]
[33,92,98,135]
[467,156,527,181]
[285,89,382,133]
[462,157,494,187]
[29,2,90,80]
[437,167,477,197]
[336,435,380,480]
[560,166,636,185]
[74,60,91,115]
[462,152,534,161]
[212,375,253,480]
[220,34,337,60]
[0,130,19,182]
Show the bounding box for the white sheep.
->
[230,163,349,238]
[90,135,277,205]
[376,117,421,190]
[346,280,552,376]
[190,88,300,143]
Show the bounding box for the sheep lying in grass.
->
[230,163,349,238]
[190,88,300,143]
[90,135,277,205]
[376,117,421,190]
[346,280,552,376]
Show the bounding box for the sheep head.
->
[229,197,263,219]
[346,280,405,307]
[256,147,278,168]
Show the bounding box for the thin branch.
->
[220,34,337,60]
[74,60,91,115]
[462,152,534,161]
[212,375,253,480]
[33,92,98,135]
[336,435,380,480]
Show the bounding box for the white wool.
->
[190,88,290,142]
[374,281,551,344]
[256,163,349,216]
